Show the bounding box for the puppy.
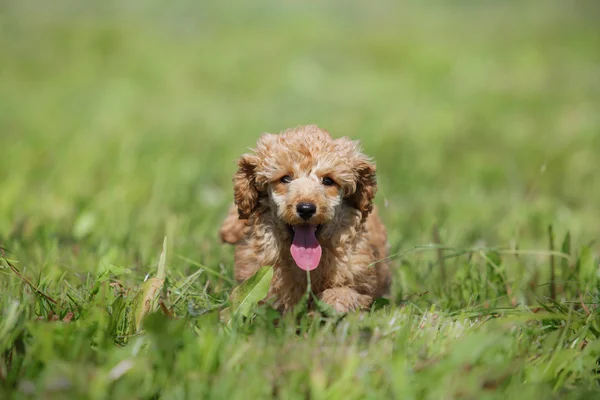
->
[220,125,391,312]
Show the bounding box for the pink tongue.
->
[290,225,322,271]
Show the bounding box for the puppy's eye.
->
[322,177,335,186]
[280,175,293,184]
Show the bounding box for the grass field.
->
[2,0,600,398]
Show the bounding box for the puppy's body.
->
[220,125,391,312]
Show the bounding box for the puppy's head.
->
[233,125,377,271]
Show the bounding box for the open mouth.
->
[288,224,322,271]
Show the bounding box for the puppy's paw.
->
[318,287,372,313]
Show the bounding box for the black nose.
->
[296,202,317,220]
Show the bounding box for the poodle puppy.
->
[219,125,391,313]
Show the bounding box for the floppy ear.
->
[346,158,377,219]
[233,154,261,219]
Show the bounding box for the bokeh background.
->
[2,0,600,295]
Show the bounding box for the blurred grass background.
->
[2,0,600,398]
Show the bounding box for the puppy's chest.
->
[275,250,351,291]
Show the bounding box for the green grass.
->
[2,0,600,398]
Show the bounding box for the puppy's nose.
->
[296,202,317,220]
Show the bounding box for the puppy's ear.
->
[233,154,261,219]
[346,158,377,219]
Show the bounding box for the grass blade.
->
[131,237,167,332]
[228,266,273,325]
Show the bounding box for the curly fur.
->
[219,125,391,312]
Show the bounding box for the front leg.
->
[318,287,373,313]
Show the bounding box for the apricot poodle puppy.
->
[219,125,391,313]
